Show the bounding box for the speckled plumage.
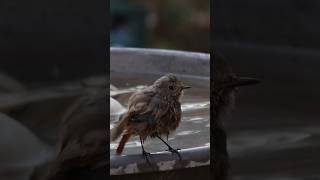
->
[111,74,190,155]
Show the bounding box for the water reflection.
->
[181,101,210,111]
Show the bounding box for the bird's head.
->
[153,74,191,101]
[212,53,260,117]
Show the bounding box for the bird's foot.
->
[166,147,182,160]
[142,150,152,164]
[166,148,181,151]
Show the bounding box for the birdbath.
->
[110,48,210,179]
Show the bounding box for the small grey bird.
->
[212,53,259,180]
[111,74,190,161]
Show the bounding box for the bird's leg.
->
[157,135,182,160]
[165,134,180,151]
[140,136,151,164]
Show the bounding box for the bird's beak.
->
[226,77,260,88]
[182,85,191,90]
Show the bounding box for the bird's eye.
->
[168,85,174,90]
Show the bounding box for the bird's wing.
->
[127,91,169,127]
[171,101,182,129]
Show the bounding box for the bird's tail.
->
[116,133,131,155]
[110,114,128,141]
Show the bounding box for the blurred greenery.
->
[110,0,210,53]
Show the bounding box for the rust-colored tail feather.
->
[116,133,131,155]
[111,114,128,141]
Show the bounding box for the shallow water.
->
[110,72,210,155]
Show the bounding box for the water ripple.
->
[181,101,210,111]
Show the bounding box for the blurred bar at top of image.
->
[110,0,210,53]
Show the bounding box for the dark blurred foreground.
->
[0,72,107,180]
[0,0,106,84]
[214,0,320,179]
[0,0,107,179]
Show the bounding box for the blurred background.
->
[0,0,106,87]
[110,0,210,53]
[214,1,320,179]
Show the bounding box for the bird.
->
[212,52,259,180]
[31,89,108,180]
[111,74,190,161]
